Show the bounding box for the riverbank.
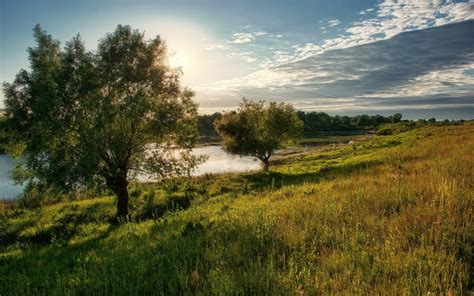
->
[0,132,371,200]
[1,124,473,294]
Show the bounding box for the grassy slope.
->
[1,124,473,295]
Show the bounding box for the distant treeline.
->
[198,111,469,139]
[198,111,405,138]
[0,113,468,152]
[296,112,403,133]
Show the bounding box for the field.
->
[1,124,473,295]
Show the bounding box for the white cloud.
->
[360,8,374,15]
[273,51,293,63]
[230,33,255,44]
[289,0,474,61]
[228,51,258,63]
[229,31,268,44]
[327,19,341,27]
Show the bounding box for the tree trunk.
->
[115,183,129,219]
[106,175,129,220]
[262,158,270,172]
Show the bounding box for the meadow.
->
[1,123,473,295]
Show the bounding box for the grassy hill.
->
[1,124,473,295]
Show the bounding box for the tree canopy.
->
[3,25,200,218]
[215,99,303,172]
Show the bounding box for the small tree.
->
[215,99,303,172]
[4,25,201,219]
[391,113,402,123]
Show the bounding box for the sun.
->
[168,51,188,70]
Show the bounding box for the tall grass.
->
[1,124,473,295]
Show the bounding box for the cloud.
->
[360,8,374,15]
[290,0,473,61]
[196,1,474,113]
[196,20,474,112]
[229,31,268,44]
[230,33,255,44]
[327,19,341,27]
[205,43,228,50]
[273,51,293,63]
[227,51,258,63]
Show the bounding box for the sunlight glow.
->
[169,51,188,70]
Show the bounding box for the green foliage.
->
[3,25,201,217]
[197,112,222,140]
[297,111,403,133]
[0,116,8,154]
[377,122,414,135]
[199,111,405,140]
[1,124,473,294]
[215,99,303,171]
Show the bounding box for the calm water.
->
[0,155,25,200]
[192,145,260,175]
[0,146,260,199]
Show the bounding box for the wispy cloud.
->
[360,8,375,15]
[229,31,268,44]
[287,0,474,61]
[229,32,256,44]
[205,43,228,51]
[227,51,258,63]
[327,19,341,27]
[196,0,474,113]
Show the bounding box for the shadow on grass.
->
[240,158,384,193]
[1,201,115,246]
[1,212,294,295]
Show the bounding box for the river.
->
[0,146,260,199]
[0,155,25,200]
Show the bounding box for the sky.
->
[1,0,473,119]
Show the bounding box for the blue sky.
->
[1,0,473,119]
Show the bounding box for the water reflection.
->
[193,145,260,175]
[0,146,260,199]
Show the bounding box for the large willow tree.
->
[3,25,201,218]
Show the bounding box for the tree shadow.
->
[241,158,384,193]
[1,201,115,246]
[2,212,294,295]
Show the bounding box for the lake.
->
[0,146,260,199]
[0,155,25,200]
[192,145,260,175]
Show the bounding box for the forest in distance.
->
[197,110,467,140]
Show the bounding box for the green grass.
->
[1,124,473,295]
